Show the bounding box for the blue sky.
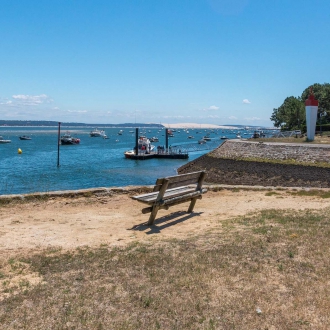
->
[0,0,329,126]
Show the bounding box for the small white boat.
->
[90,128,106,137]
[0,136,11,143]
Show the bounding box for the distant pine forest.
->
[0,120,164,128]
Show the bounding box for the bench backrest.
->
[153,171,206,192]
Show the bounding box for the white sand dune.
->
[162,123,239,129]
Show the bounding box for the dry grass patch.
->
[286,190,330,198]
[256,136,330,144]
[1,208,330,329]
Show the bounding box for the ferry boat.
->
[90,128,106,137]
[124,136,155,158]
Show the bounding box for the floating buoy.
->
[18,148,22,154]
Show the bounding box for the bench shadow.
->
[128,211,203,234]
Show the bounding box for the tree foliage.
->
[301,83,330,124]
[271,83,330,130]
[270,96,304,130]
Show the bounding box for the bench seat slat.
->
[132,186,196,204]
[166,180,200,190]
[152,171,203,191]
[158,188,207,206]
[133,186,196,204]
[160,171,203,183]
[133,185,191,199]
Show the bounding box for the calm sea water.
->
[0,126,245,195]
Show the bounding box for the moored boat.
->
[60,132,80,145]
[90,128,106,137]
[124,136,155,158]
[19,135,32,140]
[0,136,11,143]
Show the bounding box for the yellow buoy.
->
[18,148,22,154]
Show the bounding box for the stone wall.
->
[178,140,330,188]
[212,140,330,164]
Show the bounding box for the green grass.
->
[1,208,330,329]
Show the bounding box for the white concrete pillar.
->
[305,90,318,141]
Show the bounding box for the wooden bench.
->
[132,171,207,225]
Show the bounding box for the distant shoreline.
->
[0,120,274,130]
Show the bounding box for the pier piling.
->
[135,128,139,155]
[57,122,61,167]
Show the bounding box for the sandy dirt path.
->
[1,189,329,256]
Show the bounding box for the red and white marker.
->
[305,87,318,141]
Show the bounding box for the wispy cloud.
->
[207,115,220,118]
[244,116,261,121]
[203,105,220,111]
[243,99,251,104]
[162,115,190,119]
[67,110,87,113]
[228,116,238,120]
[11,94,53,106]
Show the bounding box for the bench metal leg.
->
[147,205,159,225]
[187,197,197,213]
